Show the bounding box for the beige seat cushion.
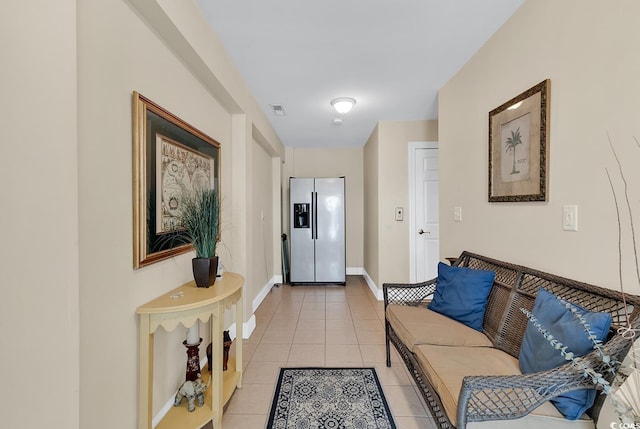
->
[413,344,594,429]
[386,304,492,348]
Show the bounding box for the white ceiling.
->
[195,0,525,148]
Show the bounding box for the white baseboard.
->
[153,396,174,428]
[347,267,382,301]
[252,275,280,314]
[228,274,281,342]
[346,266,363,275]
[228,274,281,341]
[229,314,256,340]
[362,269,383,301]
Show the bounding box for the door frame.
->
[408,141,439,282]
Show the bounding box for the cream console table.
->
[136,273,243,429]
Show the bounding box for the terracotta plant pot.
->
[192,256,218,288]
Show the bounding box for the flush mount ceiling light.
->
[330,97,356,114]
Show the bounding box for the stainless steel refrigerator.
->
[289,177,346,284]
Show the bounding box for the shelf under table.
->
[156,358,240,429]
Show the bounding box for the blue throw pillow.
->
[427,262,495,332]
[519,288,612,420]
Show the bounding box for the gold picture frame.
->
[132,92,220,269]
[488,79,550,202]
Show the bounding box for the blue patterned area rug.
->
[266,367,397,429]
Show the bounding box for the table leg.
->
[236,293,243,388]
[138,315,154,429]
[211,305,223,429]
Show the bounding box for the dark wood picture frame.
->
[132,92,221,269]
[489,79,550,202]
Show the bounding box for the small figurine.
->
[223,330,232,371]
[174,375,210,412]
[206,330,234,372]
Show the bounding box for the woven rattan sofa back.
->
[456,251,640,359]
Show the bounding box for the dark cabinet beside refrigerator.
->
[289,177,346,284]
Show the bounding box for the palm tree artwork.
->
[505,127,523,175]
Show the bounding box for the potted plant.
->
[180,189,220,287]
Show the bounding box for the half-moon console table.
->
[136,272,244,429]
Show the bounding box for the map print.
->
[156,134,214,234]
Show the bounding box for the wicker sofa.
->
[384,251,640,429]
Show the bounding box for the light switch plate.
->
[563,205,578,231]
[453,206,462,222]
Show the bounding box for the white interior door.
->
[410,143,439,282]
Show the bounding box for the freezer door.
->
[314,178,346,283]
[289,178,315,282]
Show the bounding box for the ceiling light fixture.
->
[330,97,356,114]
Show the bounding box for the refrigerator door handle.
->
[310,192,315,239]
[313,192,318,240]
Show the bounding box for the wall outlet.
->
[395,207,404,221]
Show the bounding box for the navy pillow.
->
[519,288,612,420]
[427,262,495,332]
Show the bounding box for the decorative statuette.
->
[174,374,210,412]
[206,330,233,372]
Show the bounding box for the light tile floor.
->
[221,275,437,429]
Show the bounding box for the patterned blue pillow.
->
[428,262,495,332]
[519,288,612,420]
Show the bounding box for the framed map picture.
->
[488,79,550,202]
[132,92,220,269]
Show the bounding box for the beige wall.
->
[78,1,227,420]
[364,126,380,285]
[282,147,364,269]
[251,139,276,294]
[1,2,79,428]
[377,121,438,285]
[75,0,283,427]
[439,0,640,294]
[363,120,438,289]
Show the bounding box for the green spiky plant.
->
[180,189,220,258]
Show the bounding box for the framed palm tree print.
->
[489,79,550,202]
